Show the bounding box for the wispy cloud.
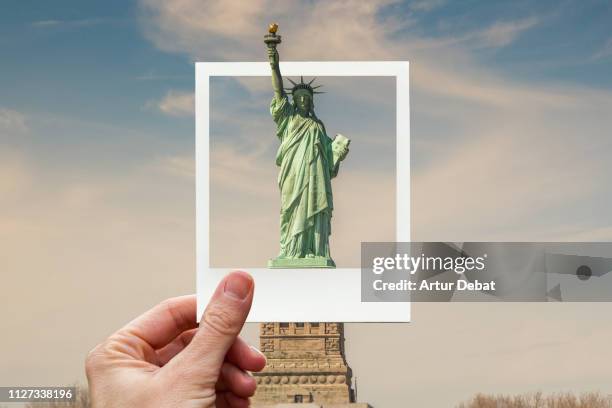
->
[30,20,62,27]
[472,16,538,48]
[146,90,194,117]
[407,16,539,52]
[138,0,407,60]
[136,0,540,108]
[592,37,612,60]
[135,71,189,81]
[409,0,446,12]
[29,18,118,28]
[412,130,602,241]
[136,0,612,242]
[0,108,28,133]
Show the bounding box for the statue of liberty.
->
[265,24,350,268]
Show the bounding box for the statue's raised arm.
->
[264,23,284,97]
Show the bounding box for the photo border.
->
[196,61,410,322]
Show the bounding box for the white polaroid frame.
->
[196,61,410,322]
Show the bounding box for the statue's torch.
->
[264,23,282,49]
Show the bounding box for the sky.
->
[1,0,612,407]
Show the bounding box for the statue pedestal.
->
[252,323,369,407]
[268,257,336,268]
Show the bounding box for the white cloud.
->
[409,0,446,12]
[138,0,406,60]
[137,1,612,241]
[30,20,62,27]
[150,89,194,117]
[593,37,612,60]
[412,130,600,241]
[30,18,114,28]
[473,17,538,48]
[0,108,27,133]
[135,71,187,81]
[136,0,542,110]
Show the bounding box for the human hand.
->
[85,271,265,408]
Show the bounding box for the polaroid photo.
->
[196,61,410,322]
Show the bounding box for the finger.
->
[225,337,267,372]
[155,328,198,366]
[216,392,250,408]
[118,295,197,350]
[172,271,254,375]
[216,362,256,398]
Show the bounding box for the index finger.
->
[119,295,198,350]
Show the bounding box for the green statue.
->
[265,24,350,268]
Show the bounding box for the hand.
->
[85,271,265,408]
[267,47,279,66]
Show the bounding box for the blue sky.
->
[0,1,191,138]
[1,0,611,130]
[2,1,612,407]
[2,0,611,191]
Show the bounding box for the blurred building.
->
[252,322,370,407]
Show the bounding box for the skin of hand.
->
[85,271,265,408]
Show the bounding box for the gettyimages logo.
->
[372,252,487,275]
[361,242,612,302]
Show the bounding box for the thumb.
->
[169,271,254,380]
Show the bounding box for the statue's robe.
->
[271,94,338,259]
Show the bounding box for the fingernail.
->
[224,272,253,300]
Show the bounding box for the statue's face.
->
[293,90,312,114]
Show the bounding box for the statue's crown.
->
[285,76,324,96]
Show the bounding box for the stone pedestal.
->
[267,257,336,268]
[252,323,370,407]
